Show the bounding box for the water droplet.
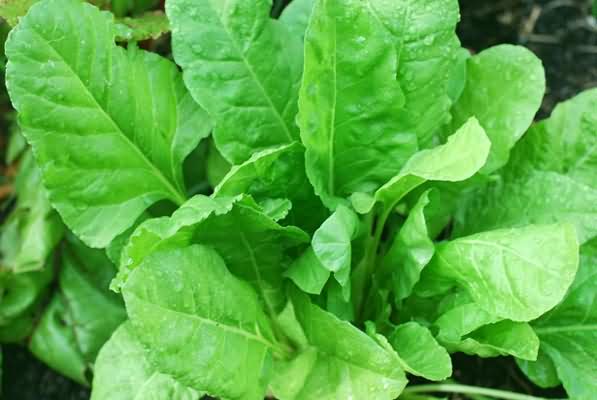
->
[355,36,366,45]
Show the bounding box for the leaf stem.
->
[402,383,560,400]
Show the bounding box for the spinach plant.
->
[1,0,596,399]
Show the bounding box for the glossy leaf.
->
[285,247,330,295]
[519,240,597,399]
[271,292,407,400]
[417,224,579,321]
[5,0,211,247]
[455,89,597,244]
[299,0,417,208]
[368,0,462,146]
[122,245,280,400]
[449,44,545,173]
[168,0,302,163]
[91,322,200,400]
[388,322,452,381]
[115,11,170,42]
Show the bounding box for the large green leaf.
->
[387,322,452,381]
[416,224,579,322]
[449,44,545,173]
[455,89,597,244]
[29,236,126,384]
[116,195,308,314]
[299,0,417,209]
[215,142,327,233]
[368,0,462,147]
[356,117,490,215]
[123,245,282,400]
[518,240,597,399]
[0,151,63,273]
[167,0,302,163]
[5,0,211,248]
[271,292,407,400]
[92,322,200,400]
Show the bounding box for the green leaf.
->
[5,126,27,164]
[0,0,37,26]
[279,0,314,39]
[115,11,170,42]
[520,239,597,399]
[215,142,327,233]
[271,291,407,400]
[285,247,330,295]
[366,117,490,214]
[299,0,417,209]
[123,245,281,400]
[91,322,200,400]
[5,0,211,248]
[312,205,358,275]
[382,190,435,303]
[206,138,231,188]
[29,236,126,384]
[449,44,545,173]
[368,0,462,147]
[116,195,308,314]
[111,0,159,17]
[387,322,452,381]
[167,0,302,164]
[434,301,539,360]
[0,151,64,272]
[516,349,560,389]
[417,224,579,322]
[455,89,597,244]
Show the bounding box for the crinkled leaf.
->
[416,224,579,321]
[122,245,280,400]
[215,143,327,233]
[368,0,462,146]
[455,89,597,244]
[0,151,63,272]
[29,236,126,384]
[5,0,211,247]
[168,0,302,163]
[362,117,490,214]
[116,195,308,314]
[299,0,417,209]
[91,322,200,400]
[387,322,452,381]
[520,240,597,399]
[271,291,407,400]
[449,44,545,173]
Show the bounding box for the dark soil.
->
[1,0,595,399]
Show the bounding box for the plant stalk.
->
[402,383,562,400]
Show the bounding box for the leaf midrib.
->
[27,26,186,206]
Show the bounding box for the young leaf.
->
[299,0,417,209]
[122,245,281,400]
[215,142,327,233]
[117,195,308,314]
[519,240,597,399]
[363,117,490,214]
[449,44,546,173]
[516,349,560,389]
[285,247,330,295]
[368,0,462,146]
[5,0,211,248]
[0,151,64,273]
[115,11,170,42]
[29,236,126,384]
[382,190,435,302]
[417,224,579,322]
[271,291,407,400]
[92,322,200,400]
[0,0,37,26]
[387,322,452,381]
[167,0,302,163]
[455,89,597,244]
